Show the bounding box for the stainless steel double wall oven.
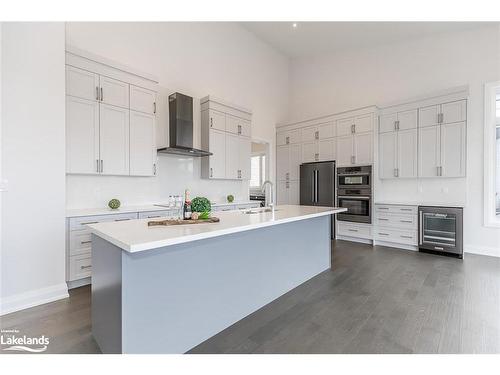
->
[336,165,372,224]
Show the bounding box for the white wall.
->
[1,23,68,314]
[288,25,500,257]
[65,22,289,208]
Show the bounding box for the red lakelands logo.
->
[1,329,49,353]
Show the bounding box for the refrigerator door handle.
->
[311,171,316,203]
[315,170,319,203]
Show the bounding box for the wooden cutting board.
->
[147,217,220,227]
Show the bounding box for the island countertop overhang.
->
[87,205,346,253]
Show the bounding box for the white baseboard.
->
[373,240,418,251]
[67,277,91,290]
[0,283,69,316]
[464,244,500,258]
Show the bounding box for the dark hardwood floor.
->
[2,240,499,354]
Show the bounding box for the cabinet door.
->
[289,144,301,180]
[302,141,319,163]
[225,133,240,179]
[130,111,156,176]
[337,117,354,137]
[419,105,440,128]
[379,113,397,134]
[336,135,353,166]
[354,133,372,165]
[354,114,373,133]
[100,76,130,108]
[288,129,301,144]
[440,122,465,177]
[319,138,335,162]
[397,109,417,130]
[288,180,300,204]
[130,85,156,114]
[379,132,397,179]
[276,145,290,181]
[276,132,287,146]
[66,96,100,174]
[239,137,251,180]
[240,119,251,138]
[208,109,225,131]
[301,126,318,142]
[66,66,99,101]
[319,122,335,139]
[99,104,130,175]
[418,125,440,177]
[397,129,417,178]
[225,114,239,135]
[441,100,466,124]
[277,181,289,205]
[208,129,226,179]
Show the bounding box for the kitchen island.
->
[87,205,346,354]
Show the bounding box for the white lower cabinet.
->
[374,204,417,249]
[337,222,372,240]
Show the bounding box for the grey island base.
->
[89,206,344,353]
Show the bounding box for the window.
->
[250,154,266,189]
[484,81,500,226]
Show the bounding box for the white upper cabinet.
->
[419,104,440,128]
[397,109,418,131]
[206,129,226,179]
[276,145,290,181]
[418,125,440,177]
[397,129,418,178]
[289,144,301,180]
[301,126,318,143]
[336,117,353,137]
[66,96,100,174]
[441,100,466,124]
[302,141,319,163]
[353,133,373,165]
[130,85,156,115]
[277,129,301,146]
[208,109,226,131]
[225,133,240,179]
[319,138,335,162]
[99,76,130,108]
[336,135,353,166]
[379,132,397,179]
[318,122,335,139]
[440,121,466,177]
[201,98,252,180]
[354,114,373,133]
[99,104,130,176]
[129,111,156,176]
[379,113,398,133]
[66,66,99,101]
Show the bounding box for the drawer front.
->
[138,210,171,219]
[69,230,92,256]
[374,228,417,245]
[375,204,417,215]
[375,214,417,230]
[218,205,235,212]
[69,254,92,281]
[69,212,138,231]
[337,222,372,239]
[235,203,260,210]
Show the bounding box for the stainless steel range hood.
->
[157,92,212,157]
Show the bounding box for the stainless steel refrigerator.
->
[300,161,336,238]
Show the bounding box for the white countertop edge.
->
[66,201,258,217]
[88,208,346,253]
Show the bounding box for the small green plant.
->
[198,211,210,220]
[227,194,234,203]
[108,199,121,210]
[191,197,211,213]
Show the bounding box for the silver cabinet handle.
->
[315,153,319,161]
[210,118,213,127]
[400,208,413,211]
[100,160,103,173]
[96,159,100,173]
[96,87,99,101]
[286,172,289,181]
[210,167,213,178]
[401,235,413,239]
[378,232,389,236]
[400,220,412,223]
[81,221,98,225]
[348,229,358,232]
[351,124,355,134]
[153,102,156,114]
[378,207,389,210]
[315,131,319,140]
[81,240,92,245]
[153,163,157,175]
[395,120,400,131]
[285,136,290,144]
[80,265,92,270]
[378,218,389,221]
[147,215,161,218]
[114,218,131,222]
[434,246,444,251]
[100,87,103,101]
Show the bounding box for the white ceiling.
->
[240,22,495,58]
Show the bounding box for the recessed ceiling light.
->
[292,23,297,28]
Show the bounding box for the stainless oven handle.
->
[337,173,371,177]
[419,211,423,245]
[337,196,371,200]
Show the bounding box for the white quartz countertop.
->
[87,205,346,253]
[374,200,465,208]
[66,201,257,217]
